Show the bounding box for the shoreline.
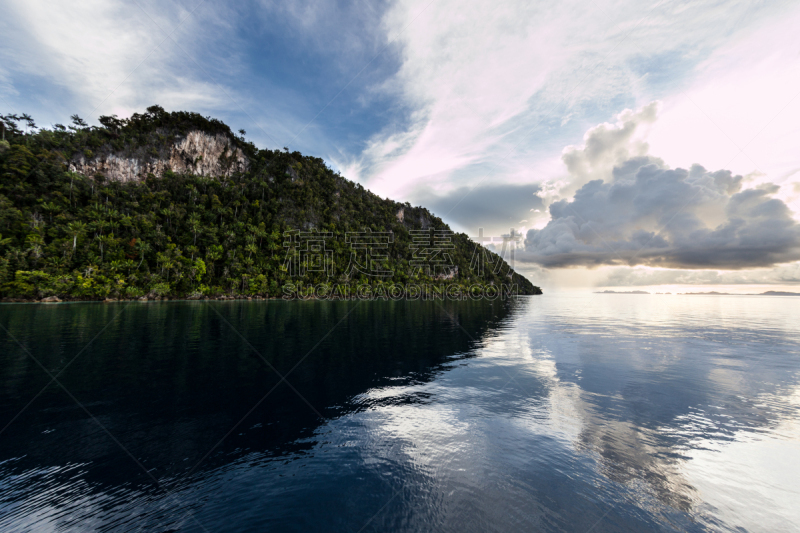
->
[1,282,541,304]
[1,293,539,304]
[1,295,275,304]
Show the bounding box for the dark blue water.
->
[1,295,798,532]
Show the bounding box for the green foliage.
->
[0,107,541,300]
[9,270,51,297]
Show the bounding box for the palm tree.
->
[65,221,87,254]
[160,207,172,230]
[256,223,267,249]
[157,253,173,279]
[267,230,281,258]
[44,256,66,271]
[122,259,136,276]
[135,240,151,270]
[41,202,59,223]
[26,233,45,266]
[0,114,17,141]
[187,214,202,244]
[20,113,35,135]
[98,233,116,262]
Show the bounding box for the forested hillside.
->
[0,107,541,300]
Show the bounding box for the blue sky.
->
[2,0,800,291]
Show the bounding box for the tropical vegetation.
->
[0,107,541,300]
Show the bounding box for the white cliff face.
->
[69,131,249,182]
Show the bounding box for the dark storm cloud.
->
[522,158,800,269]
[415,183,544,236]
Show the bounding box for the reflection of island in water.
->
[0,299,517,489]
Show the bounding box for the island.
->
[0,107,541,301]
[594,290,650,294]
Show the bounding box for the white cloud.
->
[0,0,235,120]
[522,102,800,269]
[255,0,390,73]
[558,102,659,197]
[599,263,800,288]
[353,0,795,204]
[648,7,800,194]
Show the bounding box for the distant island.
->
[0,107,541,301]
[595,290,650,294]
[681,291,800,296]
[595,289,800,296]
[681,291,729,295]
[760,291,800,296]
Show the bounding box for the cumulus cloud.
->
[558,102,659,195]
[522,104,800,269]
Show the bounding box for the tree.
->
[135,240,151,270]
[66,221,87,254]
[70,114,88,129]
[191,258,206,284]
[0,114,21,141]
[0,107,541,299]
[98,114,124,133]
[20,113,36,134]
[187,213,201,244]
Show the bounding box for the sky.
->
[1,0,799,292]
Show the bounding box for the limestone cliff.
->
[70,130,249,182]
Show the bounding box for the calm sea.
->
[0,294,798,532]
